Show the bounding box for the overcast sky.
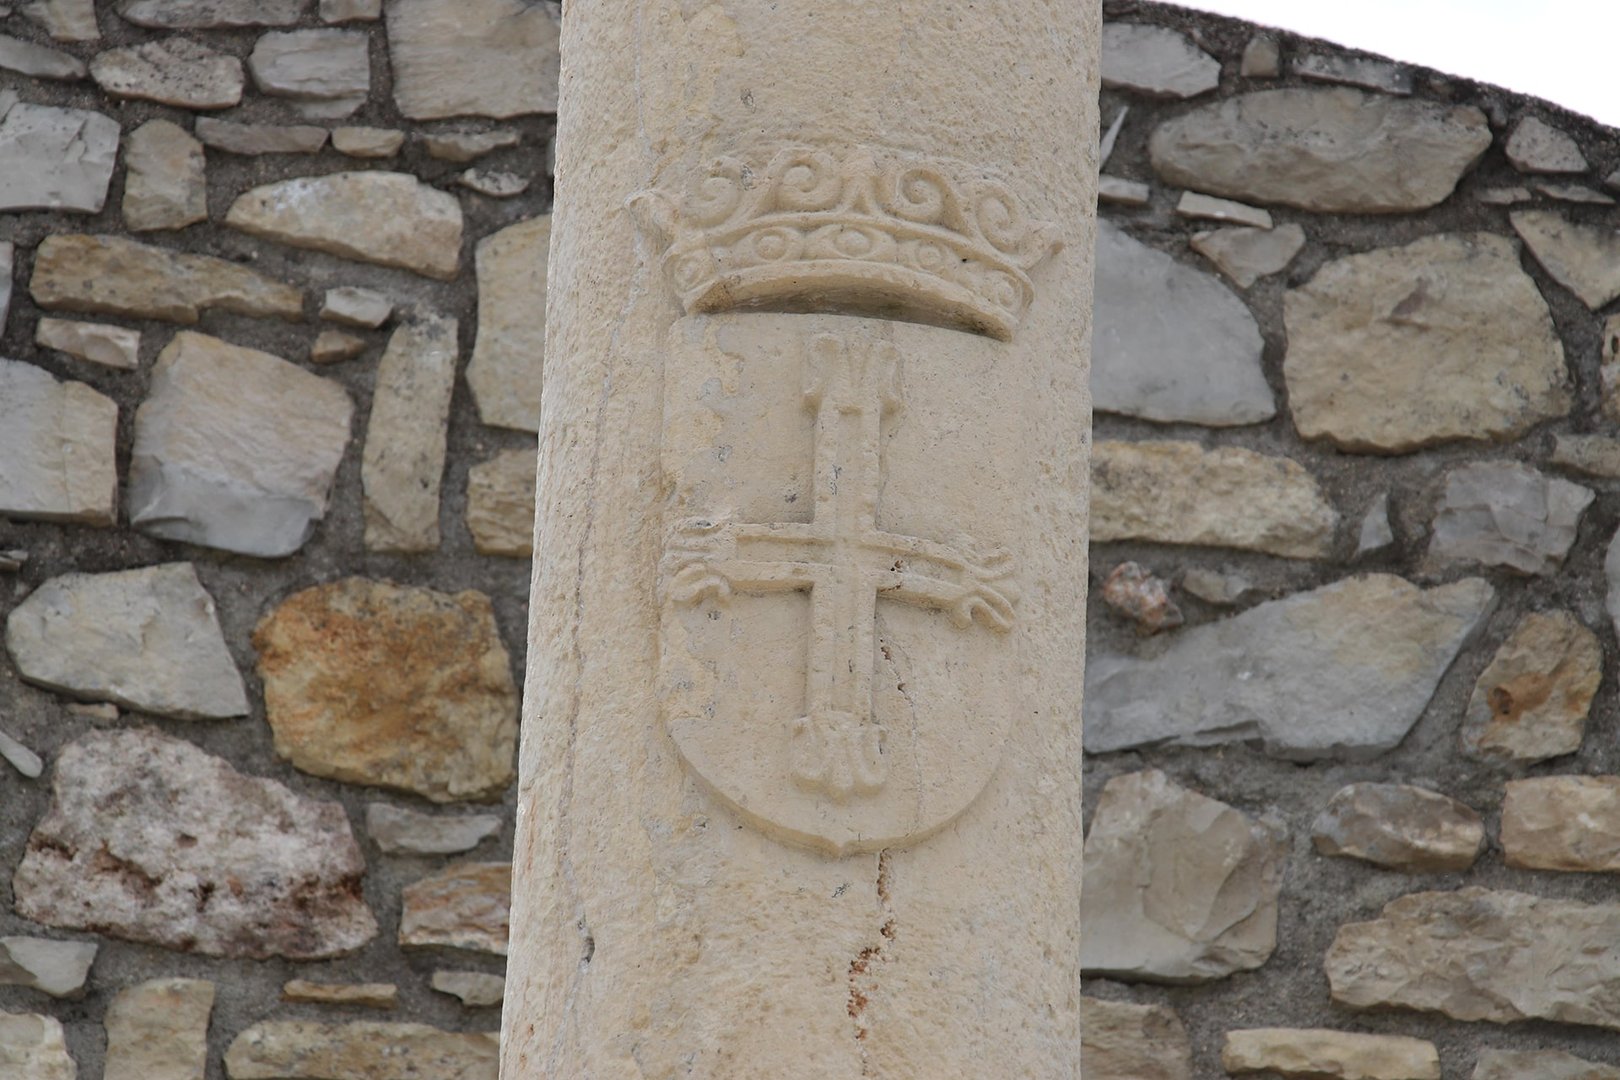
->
[1184,0,1620,127]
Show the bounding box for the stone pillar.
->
[503,4,1098,1076]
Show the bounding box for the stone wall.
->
[2,2,1619,1078]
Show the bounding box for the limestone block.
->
[1474,1051,1620,1080]
[1506,116,1587,174]
[1285,233,1569,452]
[430,971,504,1008]
[227,172,462,280]
[194,118,327,155]
[0,359,117,525]
[1502,776,1620,872]
[459,169,529,199]
[1327,888,1620,1030]
[129,332,354,558]
[0,33,85,79]
[1512,210,1620,310]
[0,729,44,777]
[331,126,403,158]
[399,862,511,956]
[320,0,378,21]
[22,0,97,40]
[1461,611,1600,766]
[282,981,397,1008]
[321,286,391,328]
[1223,1029,1440,1080]
[104,978,214,1080]
[253,578,519,802]
[310,329,366,364]
[0,100,119,213]
[466,448,537,557]
[1240,34,1280,77]
[1080,998,1191,1080]
[1550,434,1620,479]
[249,29,369,118]
[225,1022,498,1080]
[0,1013,74,1080]
[35,317,140,370]
[0,938,97,998]
[1428,462,1592,576]
[386,0,561,119]
[1311,783,1484,872]
[1091,440,1336,558]
[1086,574,1494,760]
[1175,191,1271,228]
[1293,54,1412,95]
[1100,22,1219,98]
[1097,176,1150,205]
[13,729,376,959]
[365,804,501,856]
[1150,88,1490,212]
[123,119,207,231]
[1191,223,1305,288]
[1082,770,1283,983]
[0,241,12,332]
[116,0,306,25]
[1092,221,1272,426]
[468,215,549,431]
[90,38,244,109]
[1355,493,1394,557]
[1180,567,1251,606]
[361,316,457,550]
[423,129,519,162]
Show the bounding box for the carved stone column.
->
[503,4,1098,1076]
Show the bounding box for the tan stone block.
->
[400,862,510,956]
[1503,776,1620,872]
[1081,997,1191,1080]
[466,448,536,557]
[123,119,206,231]
[1312,783,1483,873]
[1223,1028,1440,1080]
[362,316,457,552]
[468,215,548,431]
[104,978,214,1080]
[1461,612,1601,766]
[281,981,397,1009]
[224,1022,497,1080]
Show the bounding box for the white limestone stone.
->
[1191,223,1305,288]
[1175,190,1271,228]
[331,126,403,157]
[1535,181,1614,205]
[0,1013,74,1080]
[0,359,117,525]
[1223,1029,1439,1080]
[1506,116,1587,174]
[320,0,378,21]
[321,286,391,328]
[0,99,119,213]
[1101,22,1219,99]
[386,0,561,120]
[366,804,501,856]
[1355,492,1394,557]
[1475,1051,1620,1080]
[194,117,327,155]
[0,32,84,79]
[0,938,97,998]
[1240,34,1280,77]
[0,727,44,778]
[90,37,244,109]
[122,119,207,232]
[249,29,369,119]
[468,215,549,431]
[458,168,529,198]
[465,448,537,557]
[1097,176,1150,206]
[116,0,307,27]
[423,129,519,162]
[226,1022,498,1079]
[21,0,97,40]
[104,979,214,1080]
[1293,54,1413,94]
[129,332,354,558]
[1428,462,1592,576]
[1512,209,1620,310]
[362,316,457,552]
[431,971,504,1008]
[35,317,140,370]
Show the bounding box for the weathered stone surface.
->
[469,215,548,431]
[465,448,536,558]
[321,286,391,328]
[1506,116,1586,174]
[422,129,519,162]
[1223,1029,1439,1080]
[320,0,378,21]
[1294,54,1412,95]
[1240,34,1280,77]
[1080,998,1191,1080]
[1191,222,1305,289]
[123,119,206,231]
[35,317,140,370]
[1502,776,1620,872]
[1551,434,1620,479]
[0,727,44,778]
[227,172,462,279]
[282,981,397,1009]
[386,0,561,120]
[330,126,402,157]
[31,234,303,323]
[430,971,504,1008]
[90,38,243,108]
[1086,574,1494,759]
[194,117,327,155]
[129,332,353,558]
[1536,181,1614,205]
[1093,221,1272,426]
[1082,770,1282,983]
[0,100,119,213]
[310,329,366,364]
[1091,440,1336,558]
[6,563,247,718]
[0,938,97,998]
[1512,210,1620,310]
[1180,567,1250,606]
[399,862,511,956]
[1150,88,1490,212]
[14,728,376,959]
[1284,233,1569,452]
[1474,1050,1620,1080]
[457,168,528,198]
[1312,783,1483,873]
[104,978,214,1080]
[1101,22,1219,98]
[0,32,85,79]
[1461,611,1601,766]
[1327,888,1620,1031]
[1,241,12,331]
[1100,561,1182,635]
[225,1022,498,1080]
[366,804,501,856]
[1606,315,1620,425]
[1176,191,1271,228]
[1355,493,1394,557]
[1097,175,1150,205]
[22,0,97,40]
[0,359,117,525]
[1429,462,1592,576]
[0,1013,74,1080]
[249,29,369,118]
[117,0,306,27]
[362,316,458,551]
[254,578,518,802]
[1477,185,1533,206]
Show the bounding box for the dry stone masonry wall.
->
[1,2,1618,1078]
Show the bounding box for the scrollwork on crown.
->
[629,145,1063,340]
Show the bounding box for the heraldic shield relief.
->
[657,313,1026,856]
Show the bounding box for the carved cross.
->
[665,333,1017,801]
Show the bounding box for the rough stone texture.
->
[1474,1051,1620,1080]
[1,240,12,331]
[1356,493,1394,557]
[1461,611,1601,766]
[35,317,139,370]
[123,119,207,232]
[321,285,391,328]
[1607,315,1620,424]
[1240,33,1280,77]
[1222,1029,1440,1080]
[1100,561,1183,635]
[1091,440,1336,558]
[468,214,548,431]
[0,729,45,778]
[128,332,354,558]
[365,804,501,856]
[1293,54,1413,95]
[0,100,119,213]
[1080,997,1191,1080]
[0,359,118,526]
[399,862,510,956]
[1082,770,1283,983]
[13,728,376,959]
[1428,462,1593,576]
[249,29,369,118]
[0,33,86,79]
[0,1013,75,1080]
[386,0,561,120]
[320,0,379,21]
[194,117,328,155]
[253,578,519,803]
[1176,191,1272,228]
[1100,22,1219,98]
[1180,567,1250,606]
[282,981,397,1008]
[225,1022,499,1080]
[457,167,529,199]
[1511,210,1620,310]
[103,978,214,1080]
[465,448,536,558]
[1501,776,1620,873]
[0,938,97,998]
[1328,888,1620,1031]
[5,563,248,719]
[1284,233,1570,452]
[310,328,367,364]
[1311,783,1484,873]
[116,0,307,27]
[362,316,458,551]
[22,0,98,40]
[1506,116,1587,174]
[1097,175,1150,205]
[226,171,462,280]
[1149,88,1491,212]
[89,38,244,109]
[1092,221,1273,426]
[1550,434,1620,479]
[330,125,402,157]
[31,234,303,323]
[430,971,504,1008]
[1086,575,1495,759]
[1191,222,1306,288]
[423,129,519,162]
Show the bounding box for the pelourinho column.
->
[503,4,1098,1076]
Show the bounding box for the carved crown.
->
[630,146,1063,340]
